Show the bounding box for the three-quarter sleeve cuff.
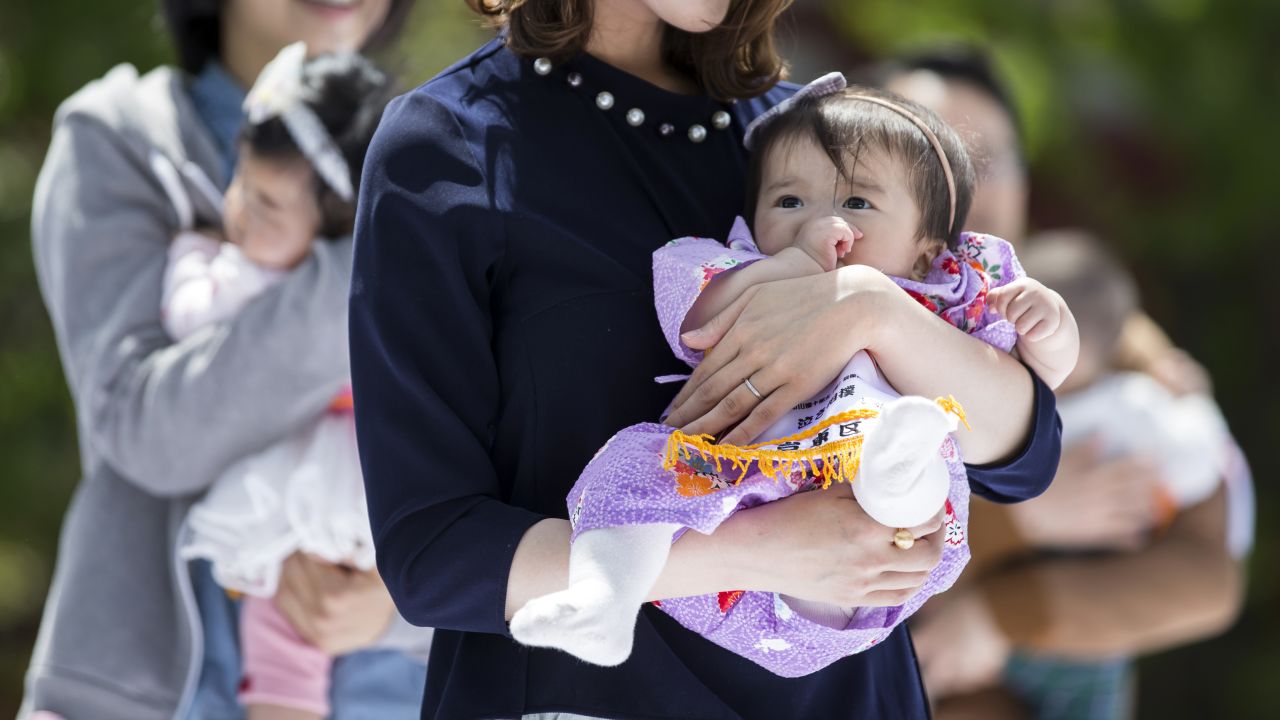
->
[967,367,1062,503]
[380,496,547,637]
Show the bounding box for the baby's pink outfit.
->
[28,602,333,718]
[162,232,371,717]
[239,596,333,716]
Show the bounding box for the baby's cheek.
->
[240,236,275,267]
[221,198,246,247]
[280,233,317,269]
[753,218,792,256]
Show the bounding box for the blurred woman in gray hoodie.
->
[23,2,430,718]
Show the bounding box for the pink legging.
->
[29,598,331,719]
[239,595,333,716]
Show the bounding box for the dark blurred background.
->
[0,0,1275,716]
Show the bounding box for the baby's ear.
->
[912,240,945,279]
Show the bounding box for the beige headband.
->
[847,93,958,235]
[745,72,958,234]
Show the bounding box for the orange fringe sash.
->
[662,396,969,491]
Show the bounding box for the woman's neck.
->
[586,0,698,94]
[220,6,275,91]
[221,34,270,91]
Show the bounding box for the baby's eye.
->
[843,197,871,210]
[777,195,803,209]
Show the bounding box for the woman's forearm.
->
[504,517,746,620]
[505,482,948,621]
[854,268,1035,464]
[504,502,842,620]
[980,486,1241,658]
[504,519,571,620]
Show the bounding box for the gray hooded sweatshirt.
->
[22,63,429,720]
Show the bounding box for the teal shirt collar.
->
[187,61,246,186]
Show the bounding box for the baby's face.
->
[753,137,932,278]
[223,147,322,270]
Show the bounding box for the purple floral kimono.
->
[566,217,1024,676]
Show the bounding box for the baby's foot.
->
[509,580,640,666]
[854,397,957,528]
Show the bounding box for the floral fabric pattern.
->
[565,219,1025,676]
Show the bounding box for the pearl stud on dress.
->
[533,58,731,143]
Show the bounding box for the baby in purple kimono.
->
[511,75,1078,676]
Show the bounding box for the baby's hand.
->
[796,216,862,272]
[988,277,1080,389]
[987,278,1069,342]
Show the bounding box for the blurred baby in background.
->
[152,43,393,720]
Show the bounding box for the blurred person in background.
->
[869,49,1251,719]
[21,2,432,719]
[875,48,1210,393]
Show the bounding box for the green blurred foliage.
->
[0,0,1274,717]
[0,0,173,709]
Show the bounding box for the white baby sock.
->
[510,522,682,666]
[853,397,957,528]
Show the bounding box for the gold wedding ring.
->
[893,529,915,550]
[743,377,764,400]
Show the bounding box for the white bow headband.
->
[243,42,354,202]
[745,72,958,234]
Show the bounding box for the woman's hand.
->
[1146,346,1213,397]
[666,265,896,446]
[1008,439,1163,551]
[696,487,947,608]
[911,588,1011,699]
[274,552,398,654]
[1115,311,1212,397]
[665,264,1036,464]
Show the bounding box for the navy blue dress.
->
[350,38,1060,720]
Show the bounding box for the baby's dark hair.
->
[746,85,976,248]
[1020,229,1138,354]
[240,53,393,238]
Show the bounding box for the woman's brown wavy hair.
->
[467,0,793,101]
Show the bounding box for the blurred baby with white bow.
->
[152,43,393,720]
